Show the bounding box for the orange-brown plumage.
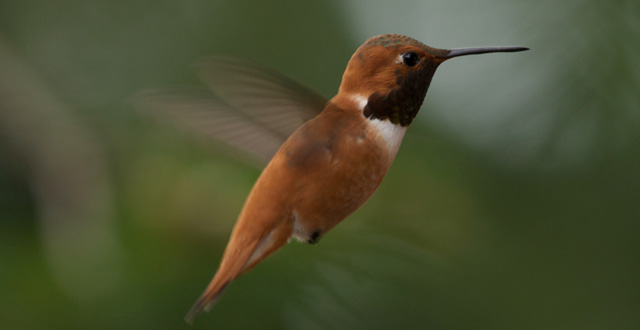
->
[185,96,394,323]
[179,34,527,324]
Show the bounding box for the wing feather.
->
[135,57,327,167]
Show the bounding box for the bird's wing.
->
[135,57,328,167]
[136,88,286,166]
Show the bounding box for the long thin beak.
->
[439,46,529,59]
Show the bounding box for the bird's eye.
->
[402,52,419,67]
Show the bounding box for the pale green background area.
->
[1,0,638,329]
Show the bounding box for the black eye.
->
[402,52,419,67]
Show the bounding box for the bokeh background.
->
[1,0,639,329]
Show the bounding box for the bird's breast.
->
[273,111,405,237]
[364,117,407,161]
[235,101,408,244]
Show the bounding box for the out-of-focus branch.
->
[0,36,123,299]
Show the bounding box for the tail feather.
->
[184,236,260,324]
[185,218,294,324]
[185,281,230,324]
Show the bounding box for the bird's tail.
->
[184,236,259,325]
[184,219,293,324]
[184,278,230,325]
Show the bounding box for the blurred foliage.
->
[1,0,639,329]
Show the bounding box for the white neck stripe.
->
[351,93,369,112]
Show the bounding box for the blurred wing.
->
[195,56,327,139]
[136,88,288,166]
[136,57,328,167]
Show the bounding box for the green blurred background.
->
[1,0,639,329]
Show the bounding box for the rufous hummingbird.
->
[145,34,527,323]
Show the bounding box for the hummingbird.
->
[140,34,527,324]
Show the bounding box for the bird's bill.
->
[440,46,529,59]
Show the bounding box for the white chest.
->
[350,93,407,160]
[366,118,407,160]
